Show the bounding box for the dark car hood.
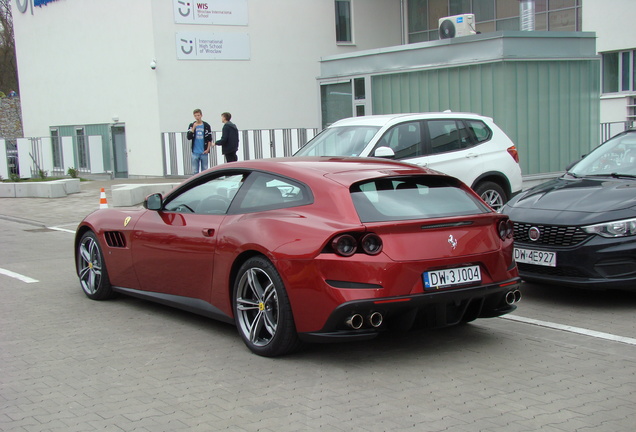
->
[504,176,636,225]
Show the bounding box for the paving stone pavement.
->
[1,178,635,431]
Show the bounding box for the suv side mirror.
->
[373,146,395,159]
[144,193,163,210]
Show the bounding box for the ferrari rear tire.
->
[233,256,302,357]
[77,231,115,300]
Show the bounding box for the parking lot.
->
[1,180,635,432]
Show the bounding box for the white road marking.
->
[501,314,636,346]
[0,268,39,283]
[48,226,76,233]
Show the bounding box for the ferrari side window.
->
[164,174,245,215]
[238,173,312,212]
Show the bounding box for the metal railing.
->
[161,127,320,176]
[601,121,634,142]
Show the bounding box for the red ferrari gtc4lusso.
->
[75,157,520,356]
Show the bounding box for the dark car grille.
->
[513,222,591,247]
[104,231,126,248]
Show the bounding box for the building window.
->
[406,0,582,43]
[321,81,353,128]
[75,127,89,171]
[50,128,62,170]
[335,0,352,43]
[602,50,636,94]
[354,77,366,100]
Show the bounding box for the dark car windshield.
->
[350,176,491,223]
[295,125,380,157]
[570,132,636,178]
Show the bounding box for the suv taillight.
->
[507,146,519,163]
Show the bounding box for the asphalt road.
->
[1,181,635,431]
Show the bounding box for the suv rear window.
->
[466,120,492,143]
[350,176,490,223]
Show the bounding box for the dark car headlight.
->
[583,218,636,238]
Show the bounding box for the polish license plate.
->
[514,247,556,267]
[423,265,481,290]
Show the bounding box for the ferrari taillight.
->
[331,234,357,257]
[360,233,383,255]
[329,232,383,257]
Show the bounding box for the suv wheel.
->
[474,181,506,211]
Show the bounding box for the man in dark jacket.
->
[186,108,212,174]
[213,112,239,162]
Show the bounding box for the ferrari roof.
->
[221,157,445,187]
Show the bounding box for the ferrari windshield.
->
[570,132,636,177]
[295,126,380,157]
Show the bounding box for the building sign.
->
[176,32,250,60]
[16,0,60,14]
[173,0,248,26]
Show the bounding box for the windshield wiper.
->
[585,173,636,179]
[565,171,580,178]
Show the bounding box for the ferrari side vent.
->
[104,231,126,248]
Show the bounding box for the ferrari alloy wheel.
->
[234,256,301,357]
[77,231,115,300]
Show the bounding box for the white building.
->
[8,0,636,178]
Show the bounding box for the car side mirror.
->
[144,193,163,210]
[373,146,395,159]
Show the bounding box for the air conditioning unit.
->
[439,14,476,39]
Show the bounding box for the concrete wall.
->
[12,0,402,177]
[582,0,636,125]
[581,0,636,53]
[12,0,161,176]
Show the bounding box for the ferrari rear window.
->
[350,176,490,222]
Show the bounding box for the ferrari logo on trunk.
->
[448,235,457,250]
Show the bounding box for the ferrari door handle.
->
[202,228,215,237]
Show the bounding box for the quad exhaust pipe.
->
[345,312,383,329]
[345,314,364,330]
[368,312,383,328]
[505,289,522,305]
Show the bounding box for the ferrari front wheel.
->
[77,231,115,300]
[233,256,301,357]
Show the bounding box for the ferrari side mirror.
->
[144,193,163,210]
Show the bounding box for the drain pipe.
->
[519,0,535,31]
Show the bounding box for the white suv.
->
[295,112,522,210]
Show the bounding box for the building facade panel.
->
[369,53,599,175]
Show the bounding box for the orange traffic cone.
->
[99,187,108,209]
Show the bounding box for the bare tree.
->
[0,0,19,95]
